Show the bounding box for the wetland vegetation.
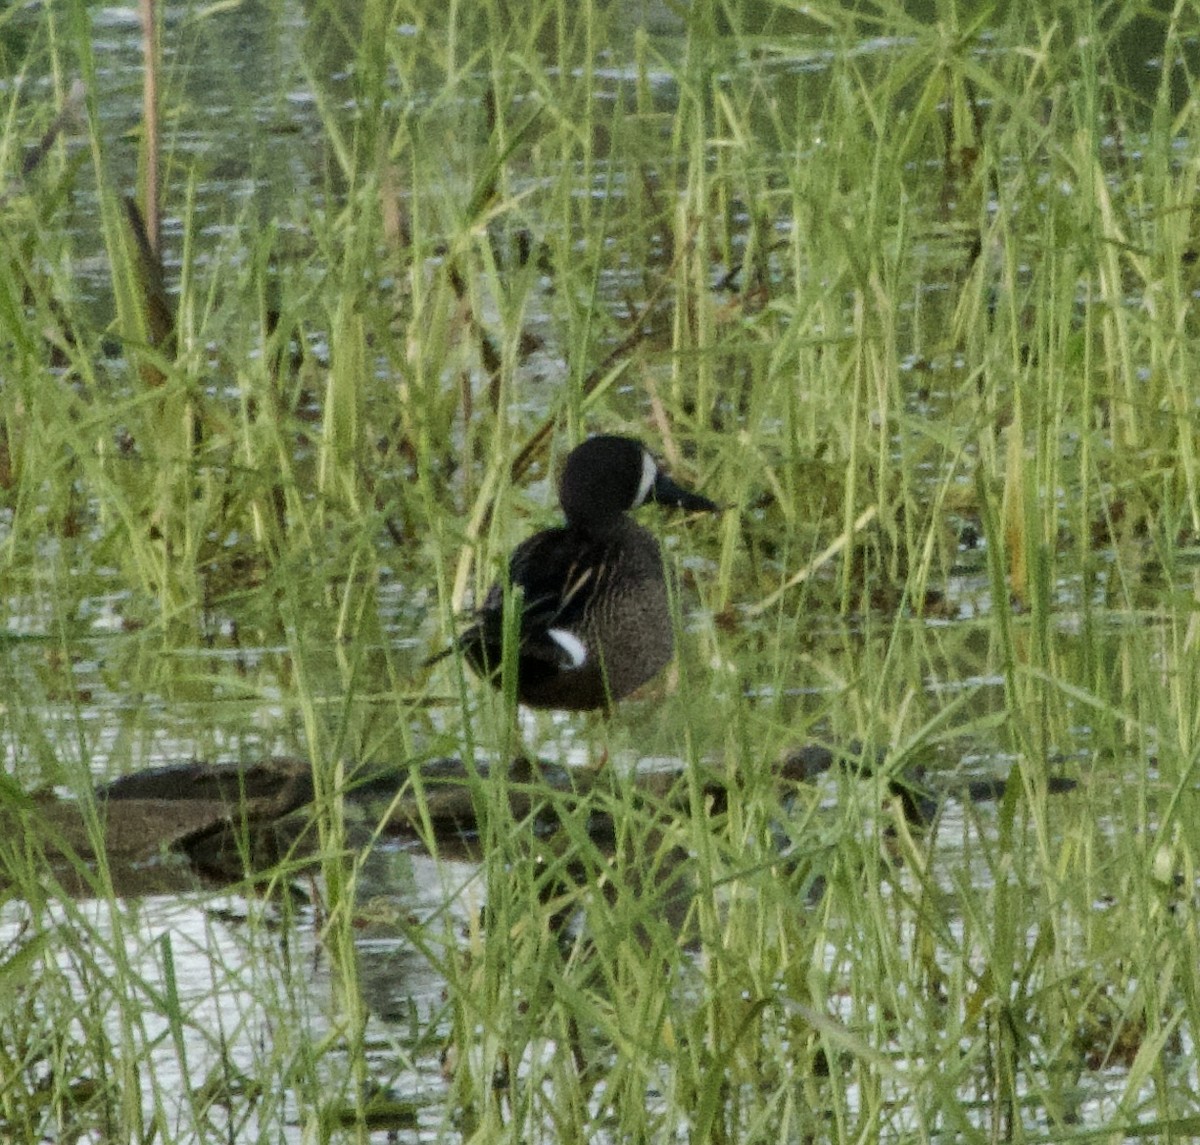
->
[3,0,1200,1140]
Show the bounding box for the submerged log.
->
[0,758,317,897]
[1,749,1077,898]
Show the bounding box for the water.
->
[1,2,1196,1141]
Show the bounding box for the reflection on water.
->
[0,893,325,1140]
[1,1,1195,1141]
[0,857,482,1142]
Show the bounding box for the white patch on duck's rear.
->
[547,628,588,668]
[634,448,657,507]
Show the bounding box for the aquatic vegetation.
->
[1,0,1199,1140]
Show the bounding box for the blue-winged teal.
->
[447,435,719,712]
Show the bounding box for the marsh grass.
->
[3,0,1200,1139]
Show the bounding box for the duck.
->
[444,435,720,712]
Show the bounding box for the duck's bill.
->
[649,471,721,514]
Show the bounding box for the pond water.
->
[3,1,1200,1142]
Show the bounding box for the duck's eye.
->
[547,628,588,668]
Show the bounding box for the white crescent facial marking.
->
[634,448,657,508]
[547,628,588,669]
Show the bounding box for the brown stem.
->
[139,0,160,255]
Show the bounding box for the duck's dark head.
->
[558,435,720,529]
